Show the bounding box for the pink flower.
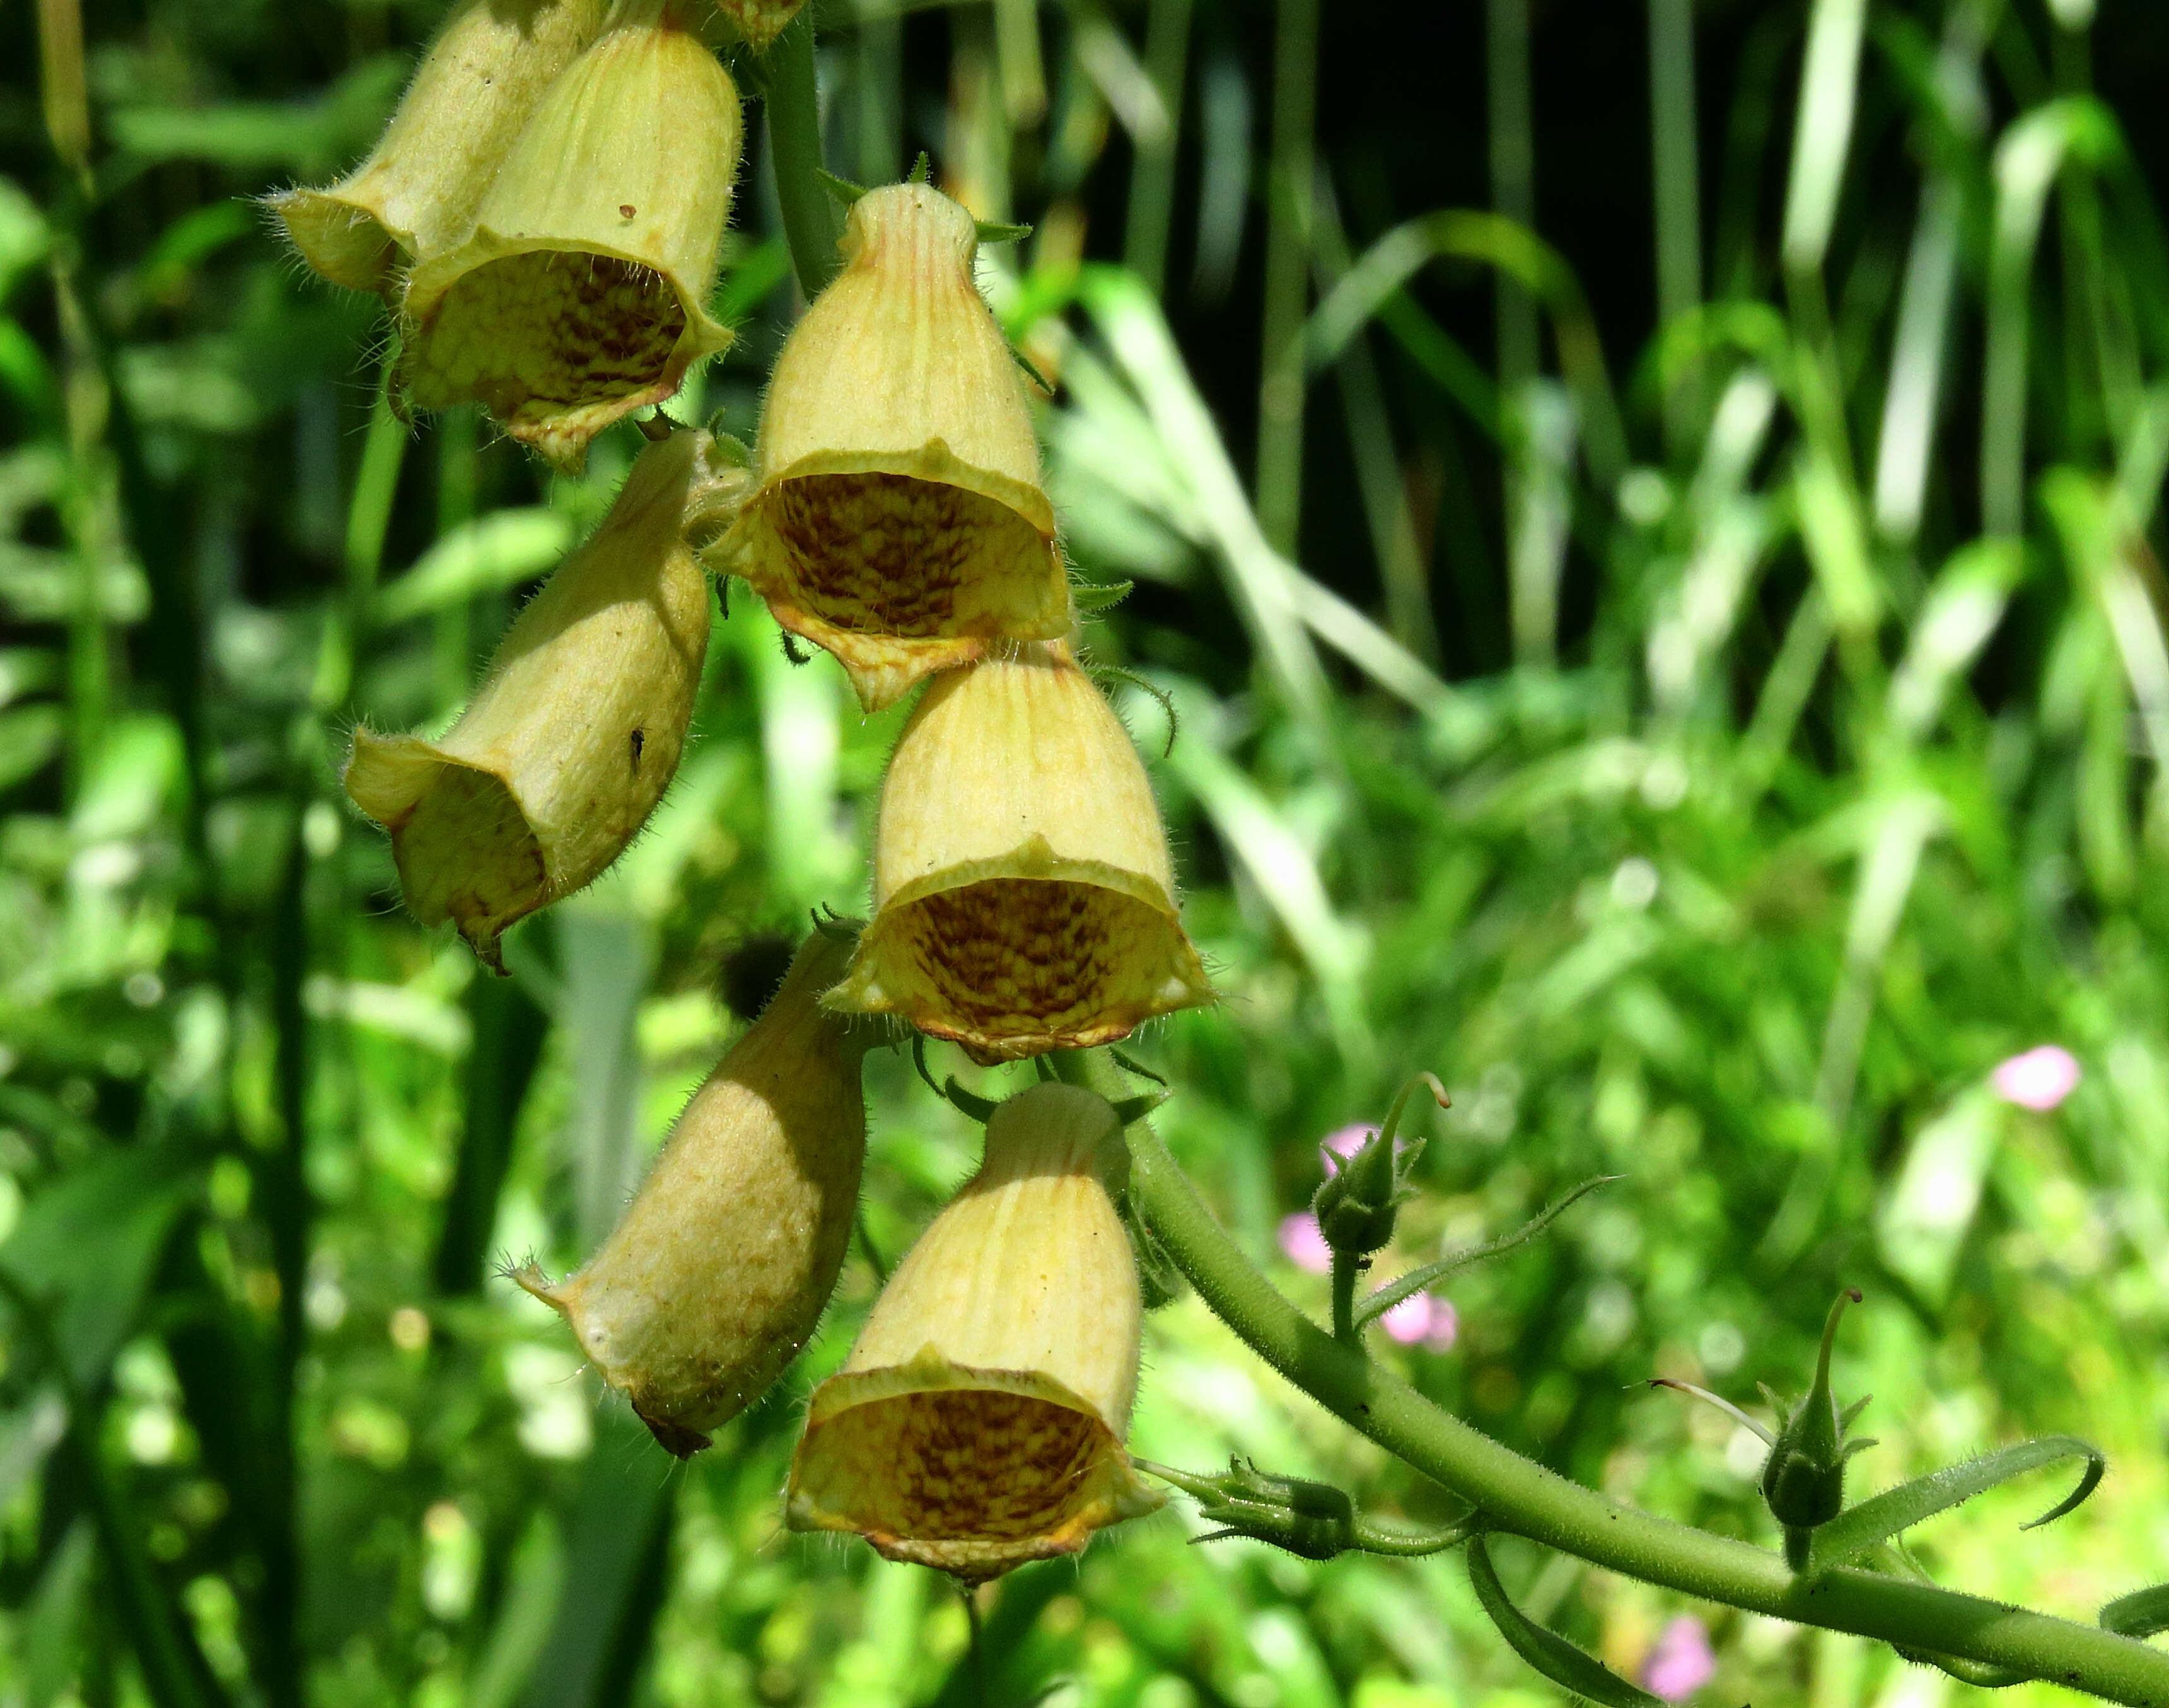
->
[1381,1291,1459,1352]
[1277,1212,1332,1275]
[1642,1615,1716,1702]
[1991,1045,2081,1112]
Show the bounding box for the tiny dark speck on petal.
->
[620,204,637,219]
[630,728,645,770]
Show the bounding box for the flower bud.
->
[400,0,742,470]
[1149,1458,1359,1561]
[719,182,1069,711]
[786,1083,1163,1581]
[268,0,610,298]
[518,926,871,1455]
[1312,1076,1439,1259]
[823,643,1211,1063]
[1761,1287,1876,1567]
[344,429,711,969]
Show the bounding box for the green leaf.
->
[1808,1436,2105,1573]
[2101,1584,2169,1641]
[1466,1536,1662,1708]
[375,509,573,625]
[0,1147,195,1390]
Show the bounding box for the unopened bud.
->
[1312,1076,1439,1258]
[269,0,610,298]
[519,926,870,1455]
[1152,1458,1358,1560]
[401,0,742,470]
[1762,1287,1875,1566]
[823,643,1212,1062]
[785,1083,1164,1581]
[720,182,1069,711]
[344,429,711,968]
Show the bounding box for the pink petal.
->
[1277,1212,1332,1275]
[1991,1045,2081,1112]
[1424,1296,1460,1352]
[1642,1616,1717,1702]
[1381,1293,1433,1344]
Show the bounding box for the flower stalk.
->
[1045,1050,2169,1707]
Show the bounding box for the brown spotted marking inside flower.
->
[887,878,1177,1060]
[770,473,1049,637]
[409,252,687,422]
[813,1389,1103,1547]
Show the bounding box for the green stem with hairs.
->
[1047,1051,2169,1705]
[763,8,840,299]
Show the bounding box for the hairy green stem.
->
[1110,1097,2169,1704]
[1330,1252,1358,1342]
[764,8,840,299]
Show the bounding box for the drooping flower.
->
[822,642,1212,1062]
[720,182,1070,711]
[344,428,714,968]
[269,0,610,298]
[785,1083,1164,1581]
[1990,1045,2081,1112]
[518,926,871,1456]
[400,0,741,469]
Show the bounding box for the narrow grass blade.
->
[1808,1436,2105,1572]
[1467,1537,1661,1708]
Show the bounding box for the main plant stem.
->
[1055,1055,2169,1704]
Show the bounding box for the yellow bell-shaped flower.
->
[786,1083,1163,1581]
[400,0,741,470]
[343,429,714,969]
[824,642,1211,1062]
[269,0,610,298]
[721,182,1069,711]
[519,926,872,1456]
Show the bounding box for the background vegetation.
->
[2,0,2169,1703]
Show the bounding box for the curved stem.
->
[1114,1107,2169,1704]
[762,8,840,299]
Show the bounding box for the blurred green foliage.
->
[3,0,2169,1704]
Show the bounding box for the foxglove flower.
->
[344,429,713,968]
[786,1083,1163,1580]
[519,926,871,1455]
[823,642,1211,1061]
[269,0,610,298]
[400,0,741,469]
[721,182,1069,710]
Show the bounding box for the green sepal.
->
[1357,1176,1614,1332]
[1073,579,1136,614]
[975,219,1033,244]
[816,168,869,206]
[1808,1435,2105,1574]
[2101,1584,2169,1641]
[1466,1537,1662,1708]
